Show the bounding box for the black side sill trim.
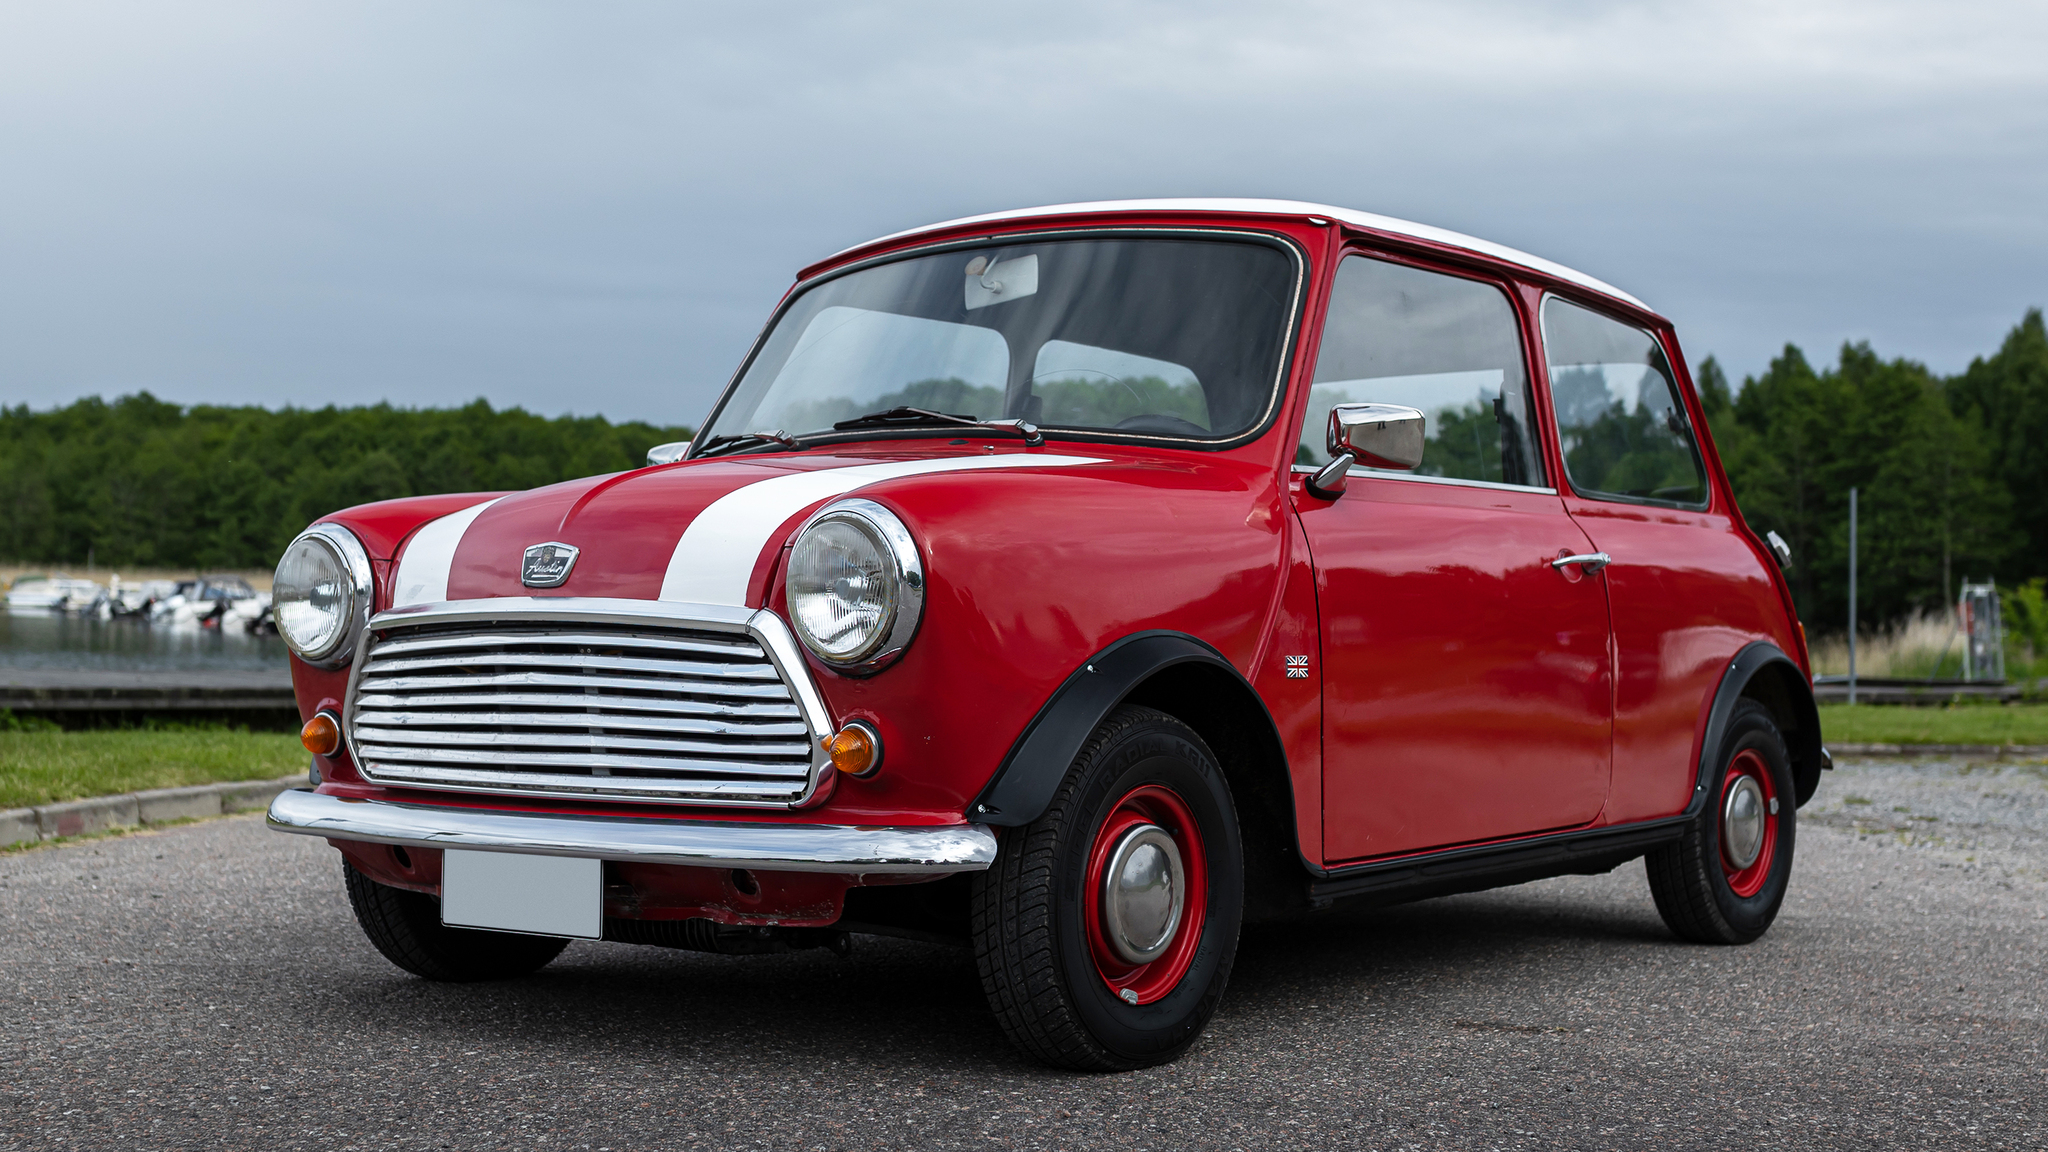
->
[1306,816,1688,907]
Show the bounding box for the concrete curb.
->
[1,774,303,849]
[1832,742,2048,758]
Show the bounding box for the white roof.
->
[828,198,1648,313]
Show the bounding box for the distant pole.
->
[1848,487,1858,706]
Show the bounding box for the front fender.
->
[290,491,510,732]
[969,631,1277,827]
[318,491,511,562]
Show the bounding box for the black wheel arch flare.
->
[970,631,1309,920]
[1695,641,1828,811]
[971,631,1292,828]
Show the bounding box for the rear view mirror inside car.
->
[964,254,1038,310]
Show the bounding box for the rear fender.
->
[1694,641,1827,810]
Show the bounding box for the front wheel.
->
[344,863,569,981]
[970,705,1244,1071]
[1646,698,1797,944]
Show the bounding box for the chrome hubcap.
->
[1722,775,1766,869]
[1101,824,1185,964]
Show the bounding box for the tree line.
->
[1700,308,2047,634]
[3,308,2044,639]
[0,395,691,570]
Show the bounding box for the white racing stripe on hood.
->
[659,455,1102,606]
[391,497,506,608]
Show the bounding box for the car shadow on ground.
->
[1223,875,1681,1014]
[309,870,1686,1074]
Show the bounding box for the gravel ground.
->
[1802,757,2048,878]
[3,759,2044,1151]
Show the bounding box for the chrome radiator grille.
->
[344,601,831,806]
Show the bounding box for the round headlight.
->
[274,524,373,666]
[785,499,924,673]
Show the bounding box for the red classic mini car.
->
[268,199,1827,1071]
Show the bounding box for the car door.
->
[1294,253,1614,863]
[1540,295,1768,823]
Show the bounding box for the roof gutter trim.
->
[813,198,1650,313]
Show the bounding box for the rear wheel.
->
[1646,698,1796,944]
[344,863,569,981]
[970,705,1243,1071]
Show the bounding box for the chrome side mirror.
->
[1306,403,1425,499]
[1765,530,1793,570]
[646,440,693,466]
[1331,403,1425,469]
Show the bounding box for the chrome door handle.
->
[1551,552,1612,574]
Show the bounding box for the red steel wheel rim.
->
[1719,748,1779,898]
[1081,784,1209,1005]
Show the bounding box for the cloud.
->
[0,0,2043,422]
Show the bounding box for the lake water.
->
[0,610,288,672]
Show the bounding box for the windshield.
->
[698,236,1298,449]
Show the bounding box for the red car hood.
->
[388,447,1108,609]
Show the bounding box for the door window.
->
[1541,297,1708,508]
[1298,256,1545,488]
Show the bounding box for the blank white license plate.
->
[441,850,602,939]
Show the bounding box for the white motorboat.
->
[6,573,105,613]
[149,575,270,628]
[106,575,180,618]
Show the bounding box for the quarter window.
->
[1299,256,1544,488]
[1541,297,1707,508]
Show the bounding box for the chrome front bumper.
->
[267,789,998,875]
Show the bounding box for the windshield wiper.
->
[833,406,1044,446]
[693,429,804,458]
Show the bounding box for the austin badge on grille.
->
[520,541,580,588]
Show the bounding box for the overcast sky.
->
[2,1,2044,426]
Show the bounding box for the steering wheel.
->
[1115,414,1210,435]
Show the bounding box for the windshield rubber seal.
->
[688,225,1310,459]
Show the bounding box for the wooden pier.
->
[0,668,296,715]
[1811,676,2026,706]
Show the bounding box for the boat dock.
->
[1811,676,2028,706]
[1,668,297,716]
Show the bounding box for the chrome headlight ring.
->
[785,498,925,676]
[273,522,374,669]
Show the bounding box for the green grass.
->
[1818,703,2048,747]
[0,727,303,808]
[6,704,2040,809]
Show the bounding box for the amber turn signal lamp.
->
[301,711,341,757]
[825,722,881,777]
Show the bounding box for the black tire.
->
[343,863,569,981]
[970,705,1244,1071]
[1646,698,1797,944]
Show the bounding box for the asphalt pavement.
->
[4,757,2044,1151]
